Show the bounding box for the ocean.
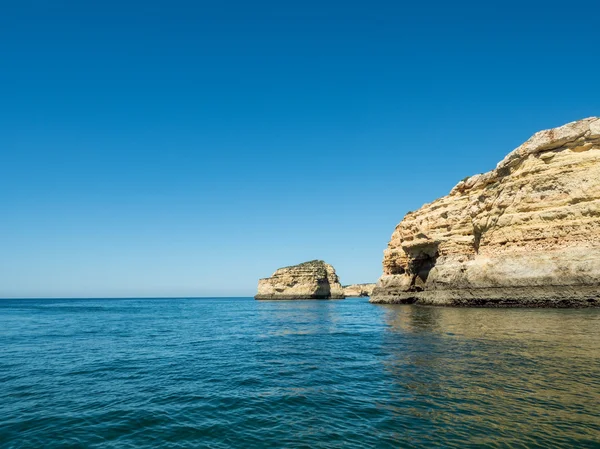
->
[1,297,599,448]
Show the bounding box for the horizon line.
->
[0,296,255,300]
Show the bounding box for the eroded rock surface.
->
[255,260,345,300]
[371,117,600,307]
[343,283,376,297]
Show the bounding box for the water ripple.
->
[1,298,599,448]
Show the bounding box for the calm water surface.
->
[1,297,599,448]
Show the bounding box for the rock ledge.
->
[343,283,376,297]
[371,117,600,307]
[255,260,345,300]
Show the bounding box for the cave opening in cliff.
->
[406,243,440,292]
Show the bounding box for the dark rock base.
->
[255,294,345,300]
[369,285,600,308]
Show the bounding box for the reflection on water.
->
[256,299,339,337]
[378,305,600,447]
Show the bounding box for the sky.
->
[0,0,599,298]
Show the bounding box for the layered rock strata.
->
[343,283,376,297]
[371,117,600,307]
[255,260,345,300]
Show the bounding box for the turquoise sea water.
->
[1,297,599,448]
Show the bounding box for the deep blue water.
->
[1,297,599,448]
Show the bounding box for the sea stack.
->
[371,117,600,307]
[255,260,345,300]
[343,283,376,297]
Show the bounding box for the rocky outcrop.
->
[371,117,600,307]
[255,260,345,300]
[343,283,376,297]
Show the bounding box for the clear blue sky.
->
[1,0,598,298]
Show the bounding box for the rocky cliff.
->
[255,260,345,300]
[371,117,600,307]
[343,283,376,297]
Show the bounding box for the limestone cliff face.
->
[343,283,376,297]
[371,117,600,307]
[255,260,345,300]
